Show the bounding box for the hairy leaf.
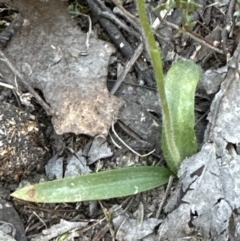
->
[162,60,201,174]
[11,166,172,203]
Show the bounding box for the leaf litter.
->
[159,43,240,240]
[111,204,161,241]
[1,0,240,240]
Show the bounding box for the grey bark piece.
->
[45,155,64,180]
[199,65,228,94]
[0,198,27,241]
[159,44,240,240]
[112,205,161,241]
[0,231,16,241]
[88,136,113,164]
[65,150,91,176]
[30,219,88,241]
[2,0,123,136]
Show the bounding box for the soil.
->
[0,0,237,240]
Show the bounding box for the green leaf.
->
[137,0,200,175]
[11,166,172,203]
[176,0,201,11]
[153,3,170,14]
[162,60,201,174]
[137,0,181,174]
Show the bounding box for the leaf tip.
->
[11,186,43,202]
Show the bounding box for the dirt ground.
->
[0,0,238,240]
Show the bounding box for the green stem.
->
[136,0,181,173]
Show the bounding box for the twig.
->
[108,79,157,90]
[152,14,224,55]
[155,175,174,219]
[163,20,224,55]
[111,122,155,157]
[0,81,14,89]
[64,217,106,240]
[92,223,112,241]
[110,42,144,94]
[195,110,209,126]
[99,11,140,39]
[97,201,115,241]
[109,133,122,149]
[86,0,154,86]
[117,120,142,140]
[112,6,142,33]
[32,211,48,230]
[86,0,134,57]
[111,0,140,25]
[70,12,92,56]
[66,198,133,240]
[0,50,54,115]
[226,0,236,37]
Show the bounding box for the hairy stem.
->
[136,0,181,173]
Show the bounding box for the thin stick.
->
[0,50,54,115]
[155,175,174,219]
[111,122,155,157]
[113,6,142,33]
[99,11,140,38]
[110,42,144,95]
[111,0,140,25]
[0,81,14,89]
[156,17,224,55]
